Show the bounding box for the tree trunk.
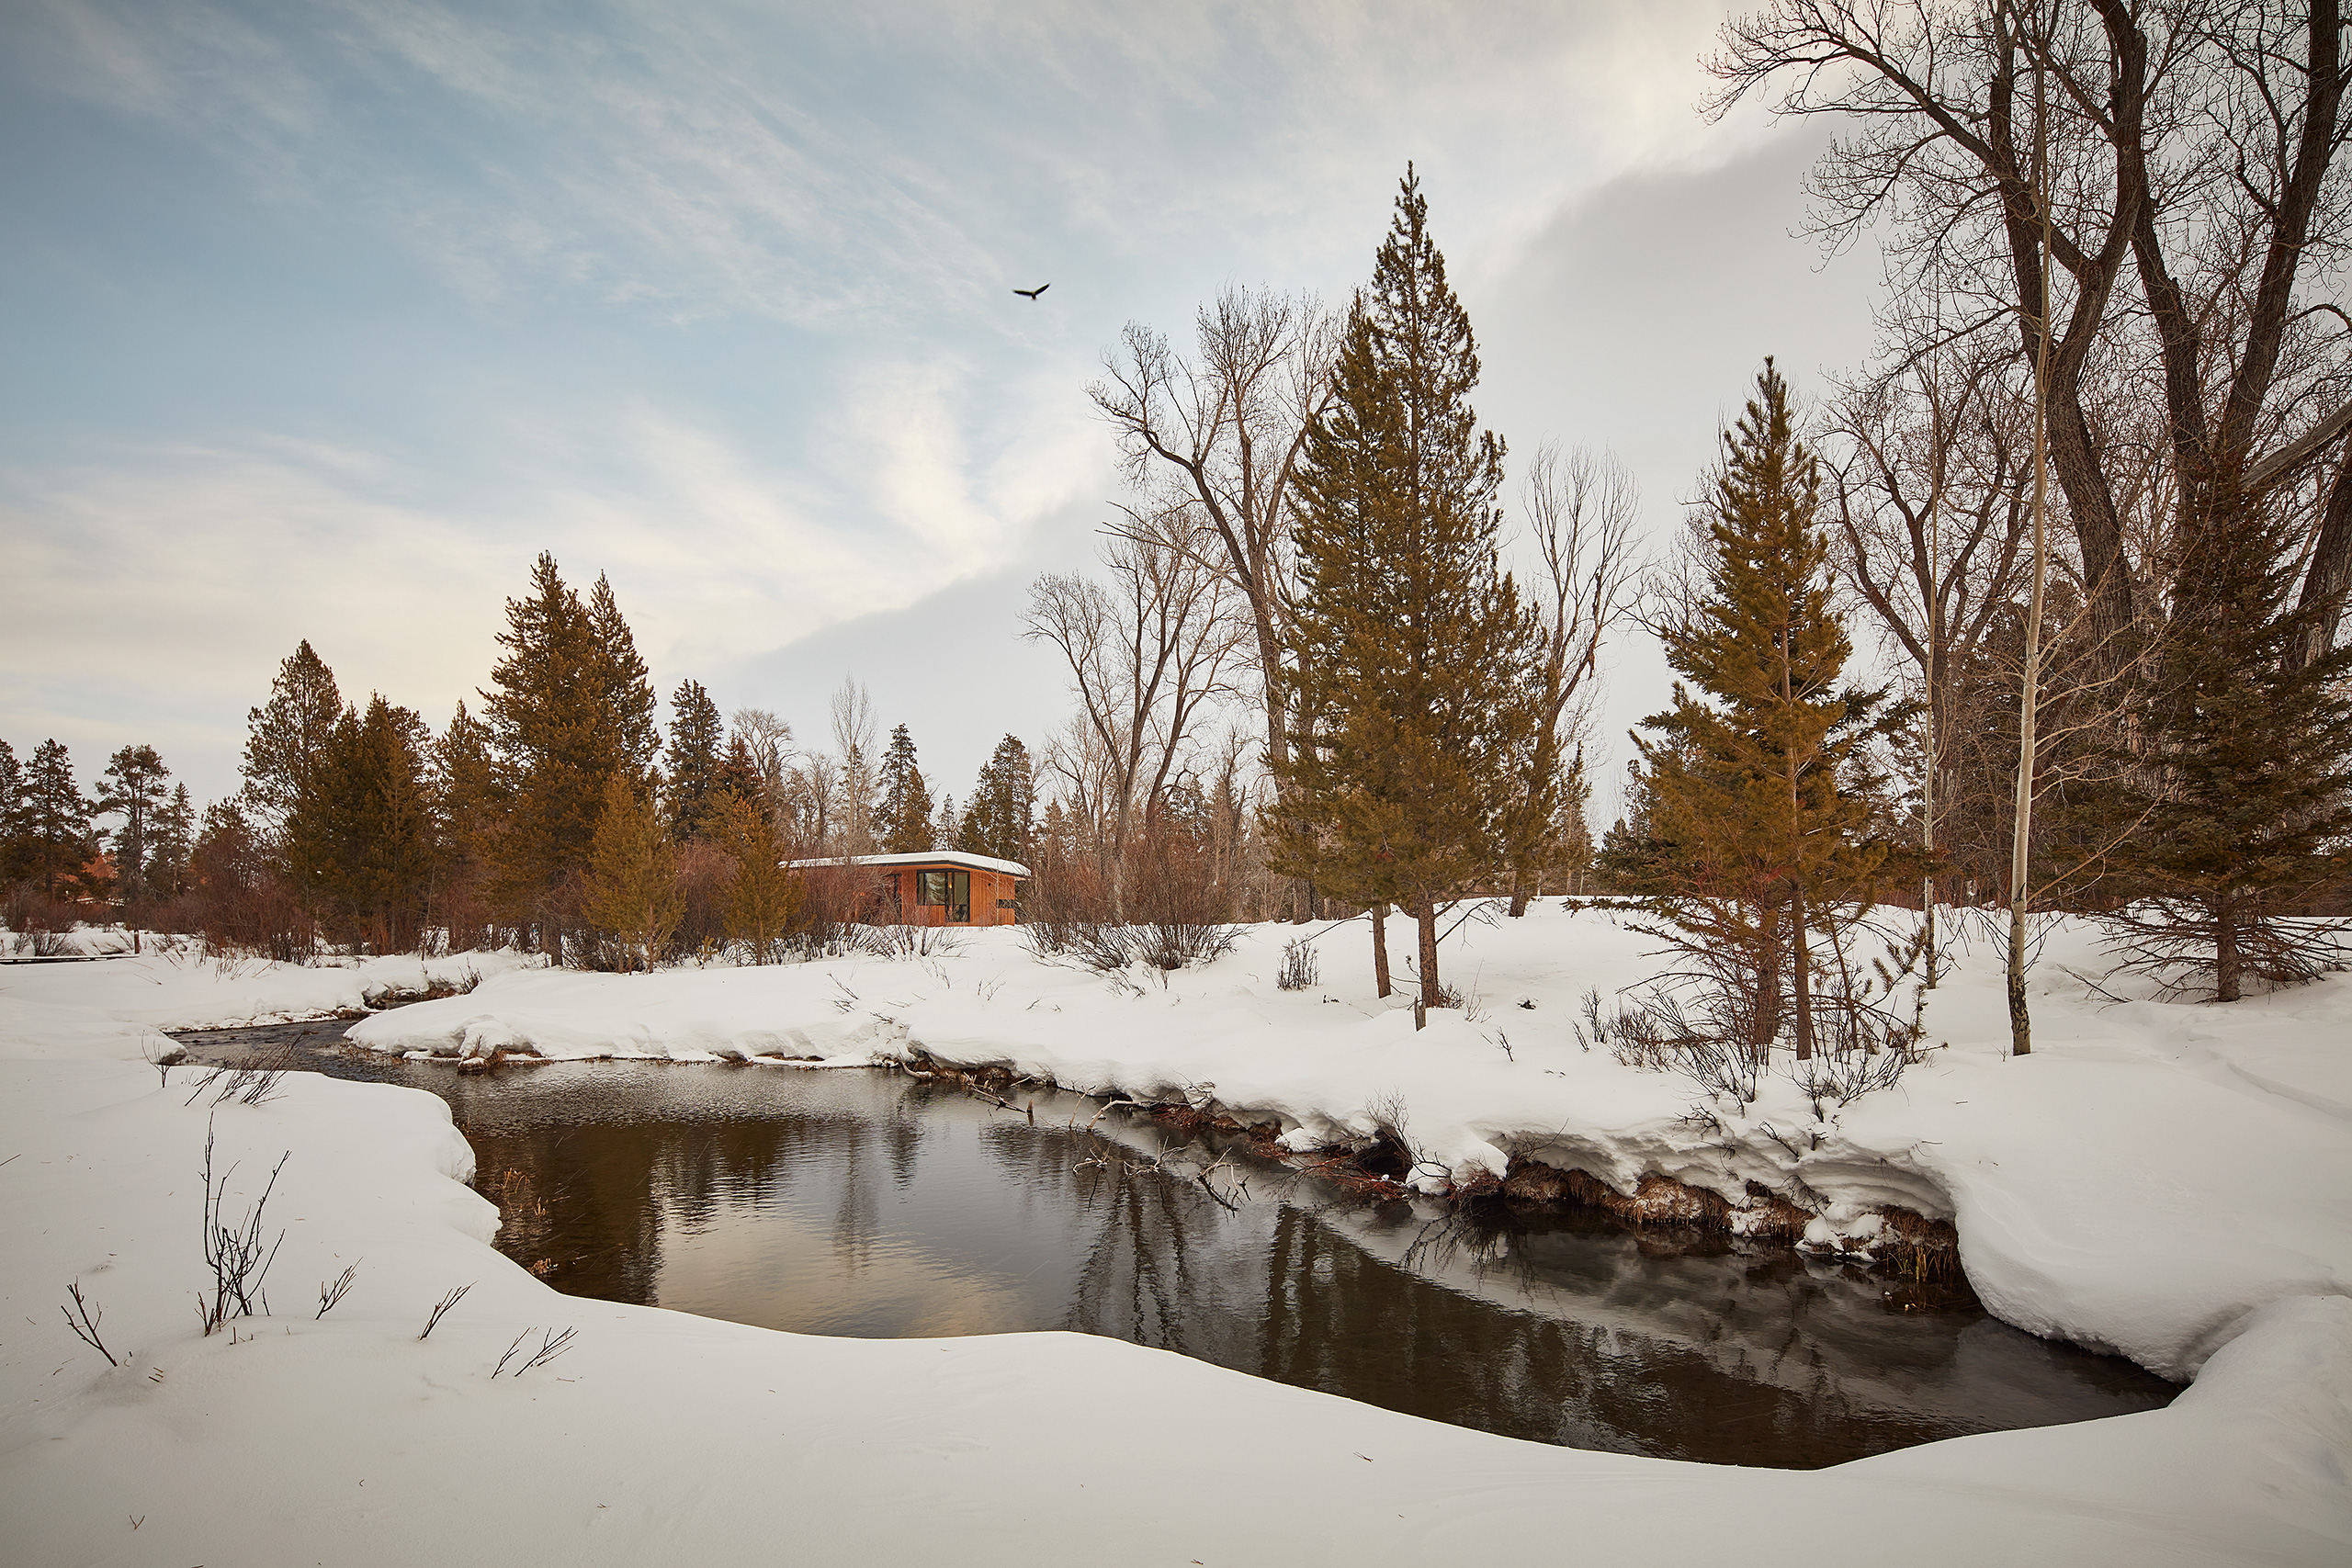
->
[1416,898,1441,1012]
[1508,882,1531,917]
[1371,902,1392,998]
[1790,885,1815,1063]
[2215,900,2242,1004]
[1749,896,1782,1066]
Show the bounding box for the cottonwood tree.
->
[1272,168,1547,1010]
[1826,321,2031,980]
[827,679,880,857]
[1504,445,1640,915]
[1026,509,1246,919]
[1092,284,1341,911]
[1630,362,1905,1063]
[1712,1,2352,679]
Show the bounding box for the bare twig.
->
[61,1281,118,1367]
[419,1282,472,1340]
[315,1263,359,1319]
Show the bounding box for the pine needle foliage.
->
[663,679,727,842]
[2098,479,2352,999]
[878,724,934,854]
[716,788,803,964]
[1271,166,1548,1008]
[582,772,683,972]
[240,641,342,842]
[1630,361,1905,1062]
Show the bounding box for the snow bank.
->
[0,946,540,1054]
[2,1054,2345,1566]
[349,908,2352,1381]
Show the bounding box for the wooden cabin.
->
[786,851,1031,928]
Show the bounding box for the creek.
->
[176,1020,2177,1470]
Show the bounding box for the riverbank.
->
[3,907,2347,1563]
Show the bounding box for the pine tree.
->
[582,772,683,972]
[481,554,659,956]
[2098,478,2352,999]
[712,736,767,817]
[1631,361,1900,1062]
[148,784,196,900]
[662,680,726,842]
[877,725,933,854]
[933,793,957,852]
[96,745,172,919]
[23,739,95,900]
[241,640,343,841]
[957,735,1035,863]
[1270,167,1546,1010]
[430,701,499,942]
[716,787,803,964]
[290,697,435,953]
[0,739,22,885]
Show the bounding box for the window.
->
[915,868,971,923]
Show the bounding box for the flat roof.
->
[786,851,1032,878]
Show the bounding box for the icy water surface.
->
[178,1021,2177,1469]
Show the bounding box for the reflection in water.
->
[178,1026,2177,1469]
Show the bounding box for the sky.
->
[0,0,1884,818]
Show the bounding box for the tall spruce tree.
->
[289,696,435,953]
[1631,361,1897,1062]
[877,725,933,854]
[23,739,95,900]
[716,787,802,964]
[240,640,343,841]
[96,745,172,920]
[481,554,659,955]
[0,739,22,885]
[957,735,1035,862]
[1271,167,1546,1010]
[663,679,726,842]
[148,783,196,900]
[2098,477,2352,999]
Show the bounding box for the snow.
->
[3,905,2347,1563]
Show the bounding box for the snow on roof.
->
[786,851,1032,878]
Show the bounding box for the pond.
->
[176,1021,2177,1469]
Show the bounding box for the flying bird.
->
[1013,284,1050,300]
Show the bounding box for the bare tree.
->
[1507,445,1642,915]
[828,677,879,858]
[1025,512,1249,919]
[1827,319,2031,982]
[1091,286,1340,790]
[1710,0,2352,673]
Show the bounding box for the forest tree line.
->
[6,3,2348,1050]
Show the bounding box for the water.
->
[177,1021,2177,1468]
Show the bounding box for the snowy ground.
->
[3,907,2347,1564]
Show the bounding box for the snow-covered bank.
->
[2,1054,2346,1566]
[346,907,2352,1382]
[0,943,539,1055]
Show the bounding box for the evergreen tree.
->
[481,554,659,955]
[2098,478,2352,999]
[148,783,196,900]
[877,724,933,854]
[1270,167,1546,1010]
[0,739,24,885]
[662,678,727,841]
[713,736,767,818]
[933,792,957,852]
[1631,361,1900,1062]
[956,735,1036,863]
[430,701,499,941]
[23,739,95,899]
[240,640,342,841]
[96,745,172,919]
[716,787,803,964]
[290,696,435,953]
[582,772,682,972]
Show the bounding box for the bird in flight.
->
[1013,284,1050,300]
